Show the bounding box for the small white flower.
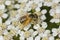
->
[49,36,54,40]
[27,37,33,40]
[41,9,47,14]
[35,36,41,40]
[5,0,11,5]
[0,36,4,40]
[41,22,47,29]
[2,13,8,19]
[0,4,5,10]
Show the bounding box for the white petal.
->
[5,0,11,5]
[14,4,20,9]
[35,7,40,12]
[40,15,46,20]
[32,31,38,37]
[2,13,8,19]
[54,19,60,23]
[38,2,42,7]
[41,22,47,29]
[41,9,47,14]
[33,24,40,29]
[3,30,8,35]
[56,9,60,13]
[52,32,58,36]
[27,37,33,40]
[58,34,60,38]
[35,36,40,40]
[5,20,11,25]
[52,28,57,33]
[20,36,25,40]
[0,17,2,24]
[0,36,4,40]
[44,30,50,34]
[50,19,55,23]
[0,4,5,10]
[49,9,55,16]
[49,36,54,40]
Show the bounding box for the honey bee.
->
[19,13,39,28]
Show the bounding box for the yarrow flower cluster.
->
[0,0,60,40]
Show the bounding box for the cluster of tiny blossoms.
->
[0,0,60,40]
